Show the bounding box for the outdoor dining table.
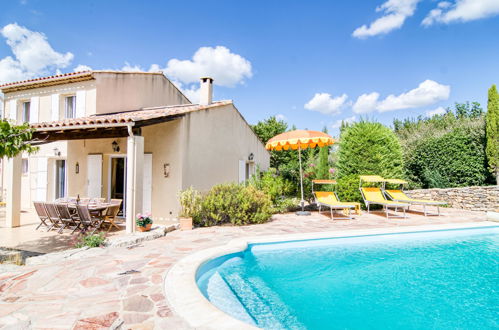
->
[65,203,111,216]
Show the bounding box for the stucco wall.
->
[2,80,97,123]
[94,72,190,114]
[406,186,499,212]
[181,104,270,192]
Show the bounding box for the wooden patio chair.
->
[56,203,80,234]
[110,199,122,206]
[33,201,50,230]
[76,204,104,234]
[44,203,62,231]
[103,204,122,232]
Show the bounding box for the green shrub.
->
[405,127,489,188]
[178,186,202,218]
[195,183,273,227]
[249,169,293,201]
[335,174,365,206]
[75,233,106,248]
[337,121,404,179]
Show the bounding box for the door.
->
[143,154,152,214]
[87,154,102,198]
[109,156,126,216]
[55,160,66,199]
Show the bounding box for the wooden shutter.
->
[87,154,102,198]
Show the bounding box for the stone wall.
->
[406,186,499,212]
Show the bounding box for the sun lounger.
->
[384,189,445,216]
[360,187,409,219]
[314,191,356,220]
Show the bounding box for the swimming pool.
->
[197,227,499,329]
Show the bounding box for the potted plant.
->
[136,213,153,232]
[178,187,201,230]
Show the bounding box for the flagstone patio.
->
[0,208,489,329]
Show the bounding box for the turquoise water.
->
[197,227,499,329]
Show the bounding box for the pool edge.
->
[164,221,496,329]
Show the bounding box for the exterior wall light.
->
[248,153,254,161]
[75,162,80,174]
[112,141,120,152]
[163,163,170,178]
[53,147,61,156]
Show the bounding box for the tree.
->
[252,116,289,168]
[316,126,331,179]
[337,120,404,179]
[0,120,37,158]
[486,85,499,184]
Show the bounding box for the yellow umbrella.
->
[266,130,335,215]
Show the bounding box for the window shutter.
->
[51,94,59,121]
[9,99,16,121]
[76,90,86,118]
[30,96,39,123]
[238,160,246,183]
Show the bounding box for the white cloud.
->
[164,46,252,87]
[121,62,144,72]
[0,23,73,84]
[353,0,421,38]
[276,114,287,121]
[377,79,450,112]
[304,93,348,115]
[73,64,92,72]
[422,0,499,25]
[426,106,447,117]
[352,92,380,114]
[331,116,356,129]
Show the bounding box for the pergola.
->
[4,102,221,233]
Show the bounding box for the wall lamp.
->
[53,147,61,157]
[112,140,120,152]
[75,162,80,174]
[163,163,170,178]
[248,153,254,162]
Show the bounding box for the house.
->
[0,71,270,232]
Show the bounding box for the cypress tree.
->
[486,85,499,184]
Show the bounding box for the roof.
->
[32,100,232,130]
[0,70,165,93]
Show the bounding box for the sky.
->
[1,0,499,136]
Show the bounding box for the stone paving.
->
[0,208,488,329]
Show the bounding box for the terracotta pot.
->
[179,217,193,230]
[137,223,152,232]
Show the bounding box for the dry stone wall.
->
[406,186,499,212]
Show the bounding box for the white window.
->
[22,158,29,175]
[22,101,30,123]
[64,95,76,118]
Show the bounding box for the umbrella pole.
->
[297,145,310,216]
[298,145,304,211]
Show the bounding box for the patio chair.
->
[44,203,62,231]
[103,204,122,232]
[76,204,104,234]
[314,191,356,220]
[384,189,446,216]
[33,201,50,230]
[360,187,409,219]
[55,203,80,234]
[110,199,122,206]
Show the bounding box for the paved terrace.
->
[0,208,488,329]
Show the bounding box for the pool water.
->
[197,227,499,329]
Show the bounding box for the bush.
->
[249,168,294,212]
[75,233,106,248]
[178,187,202,218]
[405,127,489,188]
[337,121,404,179]
[335,174,364,206]
[195,183,273,227]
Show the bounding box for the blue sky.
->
[1,0,499,135]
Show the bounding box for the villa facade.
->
[0,71,270,232]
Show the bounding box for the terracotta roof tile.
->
[0,71,93,89]
[32,101,232,130]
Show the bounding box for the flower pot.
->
[138,223,152,232]
[179,217,193,230]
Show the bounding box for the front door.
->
[55,159,66,199]
[109,156,126,216]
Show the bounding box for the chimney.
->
[199,77,213,105]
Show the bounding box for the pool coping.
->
[164,221,496,329]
